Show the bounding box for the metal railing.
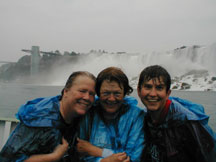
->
[0,118,19,151]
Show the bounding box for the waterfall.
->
[1,43,215,90]
[47,43,216,89]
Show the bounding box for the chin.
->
[77,109,88,116]
[105,108,118,114]
[146,106,160,111]
[149,109,160,112]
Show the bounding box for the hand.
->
[24,137,69,162]
[123,155,130,162]
[52,137,69,160]
[76,138,103,157]
[76,138,92,153]
[101,152,130,162]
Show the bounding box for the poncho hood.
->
[16,95,61,127]
[169,96,209,124]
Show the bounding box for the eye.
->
[113,92,121,97]
[101,92,111,96]
[156,85,164,90]
[143,84,152,89]
[79,90,87,93]
[89,91,95,96]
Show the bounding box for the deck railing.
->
[0,118,19,151]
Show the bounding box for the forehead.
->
[100,80,123,90]
[72,75,95,86]
[143,77,165,85]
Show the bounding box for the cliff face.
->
[0,55,31,81]
[0,53,81,83]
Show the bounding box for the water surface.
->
[0,83,215,130]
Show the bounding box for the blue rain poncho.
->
[0,95,78,162]
[141,96,216,162]
[79,96,146,162]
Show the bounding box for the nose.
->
[149,88,157,96]
[108,93,116,101]
[83,92,90,100]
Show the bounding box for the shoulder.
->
[117,96,145,124]
[17,95,60,115]
[124,96,146,113]
[16,95,61,127]
[168,97,209,122]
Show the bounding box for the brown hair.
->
[96,67,133,96]
[138,65,171,92]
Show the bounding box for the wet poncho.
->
[141,97,216,162]
[79,96,146,162]
[0,95,78,162]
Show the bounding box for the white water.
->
[42,43,216,91]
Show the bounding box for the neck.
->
[149,109,163,124]
[149,99,171,124]
[60,100,75,124]
[102,110,119,120]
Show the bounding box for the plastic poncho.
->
[79,96,146,162]
[142,97,216,162]
[0,95,77,162]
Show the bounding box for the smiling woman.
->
[99,80,125,115]
[0,71,96,162]
[60,74,96,122]
[77,66,145,162]
[137,65,216,162]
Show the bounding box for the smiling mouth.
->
[102,102,120,109]
[78,102,91,107]
[146,98,161,103]
[79,103,88,106]
[78,100,91,107]
[148,99,158,102]
[105,101,120,106]
[106,105,118,109]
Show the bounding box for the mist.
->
[41,43,216,86]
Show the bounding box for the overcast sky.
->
[0,0,216,62]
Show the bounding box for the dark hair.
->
[61,71,96,96]
[96,67,133,96]
[138,65,171,92]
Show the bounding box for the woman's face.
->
[99,80,125,114]
[63,75,96,116]
[138,77,171,112]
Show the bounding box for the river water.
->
[0,83,215,130]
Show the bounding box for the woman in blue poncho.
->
[137,65,216,162]
[77,67,145,162]
[0,71,96,162]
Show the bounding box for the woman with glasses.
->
[77,67,145,162]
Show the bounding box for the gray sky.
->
[0,0,216,62]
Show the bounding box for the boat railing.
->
[0,118,19,151]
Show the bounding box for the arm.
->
[78,112,115,159]
[0,123,62,162]
[101,152,130,162]
[78,108,145,162]
[0,123,37,161]
[24,137,68,162]
[77,138,103,157]
[77,138,115,158]
[77,139,130,162]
